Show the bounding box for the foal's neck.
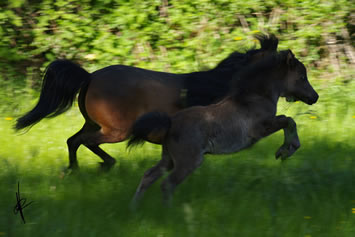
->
[232,65,287,106]
[267,67,288,104]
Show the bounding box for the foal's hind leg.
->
[160,149,204,201]
[132,146,173,203]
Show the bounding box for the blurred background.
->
[0,0,353,113]
[0,1,355,236]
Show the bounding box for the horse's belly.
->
[207,137,253,154]
[205,121,254,154]
[85,78,181,132]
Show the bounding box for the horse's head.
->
[281,50,319,105]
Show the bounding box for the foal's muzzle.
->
[306,91,319,105]
[300,84,319,105]
[310,93,319,105]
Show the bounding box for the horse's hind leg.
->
[67,124,91,170]
[132,146,173,203]
[67,123,117,171]
[85,145,116,170]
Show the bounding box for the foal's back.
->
[166,98,258,155]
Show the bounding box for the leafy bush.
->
[0,0,354,112]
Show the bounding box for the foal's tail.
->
[127,112,172,149]
[15,60,91,130]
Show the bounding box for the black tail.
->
[127,112,172,149]
[15,60,91,130]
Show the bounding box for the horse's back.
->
[84,65,185,141]
[89,65,184,96]
[92,65,181,81]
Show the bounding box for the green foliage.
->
[0,0,353,79]
[0,0,353,114]
[0,1,354,234]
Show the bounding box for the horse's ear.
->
[286,49,295,67]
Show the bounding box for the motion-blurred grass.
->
[1,0,354,235]
[0,77,354,237]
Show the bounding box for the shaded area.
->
[1,137,355,237]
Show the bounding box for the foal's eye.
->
[300,75,306,81]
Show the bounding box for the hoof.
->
[65,165,80,174]
[129,197,140,211]
[275,147,289,160]
[98,160,116,172]
[60,166,79,178]
[162,196,173,207]
[275,140,300,160]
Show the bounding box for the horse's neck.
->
[182,70,233,107]
[182,69,234,87]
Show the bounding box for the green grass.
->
[1,81,355,237]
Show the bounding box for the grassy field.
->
[1,79,355,237]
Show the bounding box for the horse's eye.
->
[300,75,306,81]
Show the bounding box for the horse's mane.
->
[184,34,279,107]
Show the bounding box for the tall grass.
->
[0,78,354,237]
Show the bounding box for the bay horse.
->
[128,49,319,202]
[15,34,279,171]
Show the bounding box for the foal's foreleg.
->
[259,115,300,160]
[277,117,300,160]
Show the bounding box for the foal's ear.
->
[286,49,295,67]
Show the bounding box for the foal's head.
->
[280,50,319,105]
[231,49,319,106]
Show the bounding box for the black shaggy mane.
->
[184,34,279,107]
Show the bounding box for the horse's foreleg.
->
[257,115,300,160]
